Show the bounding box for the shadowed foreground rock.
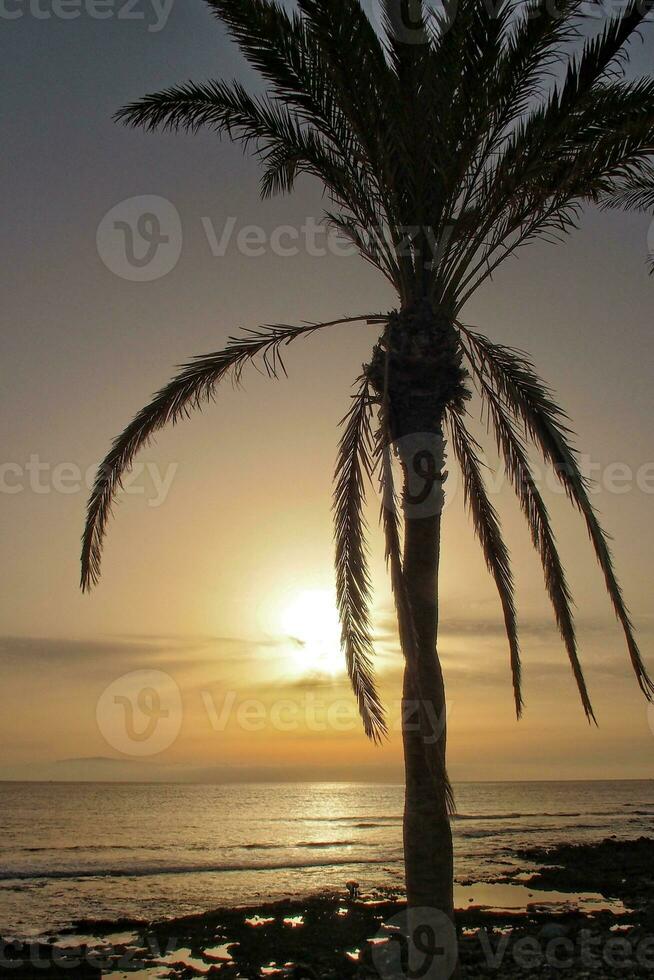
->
[517,836,654,915]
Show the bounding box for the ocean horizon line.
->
[0,776,652,786]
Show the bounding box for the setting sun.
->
[281,589,344,678]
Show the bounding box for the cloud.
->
[375,607,652,644]
[0,632,290,676]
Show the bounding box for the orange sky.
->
[1,3,654,783]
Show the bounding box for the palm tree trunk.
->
[401,499,454,916]
[399,441,460,980]
[366,302,468,978]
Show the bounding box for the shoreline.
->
[2,836,653,978]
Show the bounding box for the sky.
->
[1,1,654,784]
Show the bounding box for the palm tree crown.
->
[82,0,654,743]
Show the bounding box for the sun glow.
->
[281,589,344,677]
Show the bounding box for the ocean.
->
[1,780,652,938]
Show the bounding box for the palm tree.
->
[82,0,654,970]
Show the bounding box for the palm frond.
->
[205,0,356,144]
[495,0,584,118]
[601,179,654,213]
[116,78,333,185]
[460,324,654,701]
[447,409,523,718]
[376,324,419,668]
[449,72,654,305]
[378,423,414,656]
[515,0,654,151]
[205,0,403,221]
[333,377,387,742]
[323,210,400,290]
[81,315,384,592]
[117,77,401,290]
[599,165,654,272]
[471,368,596,721]
[430,0,512,166]
[299,0,390,84]
[557,0,653,100]
[444,0,654,303]
[117,80,344,193]
[294,0,411,258]
[293,0,398,173]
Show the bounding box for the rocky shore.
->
[516,836,654,916]
[1,837,653,978]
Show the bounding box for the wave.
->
[279,816,402,824]
[18,845,152,854]
[10,840,363,857]
[276,809,642,827]
[453,812,582,822]
[456,822,604,840]
[0,856,391,884]
[453,809,641,822]
[242,841,359,850]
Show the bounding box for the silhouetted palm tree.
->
[82,0,654,963]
